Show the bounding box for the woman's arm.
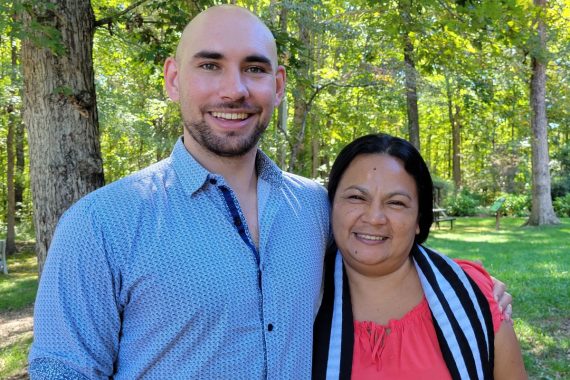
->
[493,321,527,379]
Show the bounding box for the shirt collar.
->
[170,137,283,196]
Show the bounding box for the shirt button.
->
[267,324,274,332]
[233,216,242,226]
[209,178,217,185]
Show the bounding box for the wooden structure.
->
[433,206,456,229]
[0,240,7,275]
[490,197,506,230]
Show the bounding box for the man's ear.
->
[274,65,286,106]
[164,57,180,101]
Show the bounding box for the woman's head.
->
[328,133,433,245]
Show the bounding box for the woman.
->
[313,134,526,379]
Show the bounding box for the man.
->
[29,5,510,379]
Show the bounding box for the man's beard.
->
[183,118,267,158]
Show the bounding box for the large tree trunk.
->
[527,0,559,226]
[21,1,104,275]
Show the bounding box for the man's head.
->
[164,5,286,159]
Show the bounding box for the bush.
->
[444,190,480,216]
[501,193,531,217]
[553,194,570,217]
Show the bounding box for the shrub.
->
[553,194,570,217]
[444,190,480,216]
[501,193,531,217]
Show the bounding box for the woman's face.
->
[332,154,420,277]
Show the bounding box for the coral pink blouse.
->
[352,260,504,379]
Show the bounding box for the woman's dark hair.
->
[327,133,434,245]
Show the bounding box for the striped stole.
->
[312,245,495,380]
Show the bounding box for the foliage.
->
[501,193,531,217]
[553,193,570,217]
[427,217,570,379]
[0,1,569,257]
[444,189,481,216]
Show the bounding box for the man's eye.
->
[200,63,218,71]
[245,66,266,74]
[347,195,365,201]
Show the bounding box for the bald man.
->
[29,5,329,379]
[29,5,511,379]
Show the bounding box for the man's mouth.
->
[210,112,250,120]
[355,233,388,241]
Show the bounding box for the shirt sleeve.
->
[453,259,504,333]
[29,199,121,379]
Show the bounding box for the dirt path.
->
[0,305,33,380]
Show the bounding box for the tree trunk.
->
[289,7,312,173]
[398,0,420,150]
[4,36,19,255]
[527,0,559,225]
[11,37,26,221]
[445,77,462,191]
[21,1,105,275]
[6,99,17,255]
[452,105,462,190]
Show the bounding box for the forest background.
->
[0,0,569,274]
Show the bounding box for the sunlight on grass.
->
[0,336,33,379]
[428,217,570,379]
[0,250,38,312]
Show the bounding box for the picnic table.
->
[433,207,456,229]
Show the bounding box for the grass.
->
[427,217,570,380]
[1,219,568,379]
[0,248,38,312]
[0,246,37,379]
[0,336,33,378]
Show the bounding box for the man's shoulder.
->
[281,171,327,196]
[64,158,174,219]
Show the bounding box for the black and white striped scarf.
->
[312,244,495,380]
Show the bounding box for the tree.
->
[21,1,104,274]
[4,36,18,255]
[527,0,559,225]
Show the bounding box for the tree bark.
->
[445,76,462,191]
[21,1,105,275]
[399,0,420,150]
[527,0,559,225]
[6,98,17,255]
[288,12,312,173]
[4,36,19,255]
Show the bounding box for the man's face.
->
[165,8,285,157]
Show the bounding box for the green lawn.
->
[427,217,570,380]
[0,248,37,379]
[1,218,568,379]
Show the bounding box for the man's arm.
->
[29,201,121,379]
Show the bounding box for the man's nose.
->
[219,68,249,101]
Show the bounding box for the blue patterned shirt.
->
[29,138,330,379]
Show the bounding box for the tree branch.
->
[95,0,149,28]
